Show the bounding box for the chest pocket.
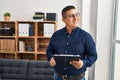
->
[53,39,66,54]
[70,38,85,55]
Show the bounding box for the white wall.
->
[0,0,80,30]
[95,0,114,80]
[0,0,115,80]
[80,0,92,80]
[114,44,120,80]
[80,0,116,80]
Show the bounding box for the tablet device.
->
[53,54,81,65]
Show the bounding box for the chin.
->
[73,25,78,27]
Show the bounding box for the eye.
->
[64,13,80,18]
[76,13,80,17]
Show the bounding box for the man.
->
[46,5,97,80]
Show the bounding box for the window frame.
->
[111,0,120,80]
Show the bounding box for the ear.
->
[62,17,65,23]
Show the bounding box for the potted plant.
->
[4,12,11,21]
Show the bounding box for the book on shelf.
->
[53,54,81,65]
[3,39,7,52]
[18,23,29,36]
[29,25,34,36]
[10,39,15,52]
[43,23,54,37]
[18,23,33,36]
[0,39,15,52]
[46,13,57,21]
[0,39,4,52]
[33,12,45,21]
[7,39,15,52]
[19,41,25,52]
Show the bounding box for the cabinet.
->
[0,21,57,60]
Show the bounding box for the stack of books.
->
[33,12,45,21]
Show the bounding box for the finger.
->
[50,57,56,66]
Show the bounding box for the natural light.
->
[114,44,120,80]
[116,1,120,40]
[113,0,120,80]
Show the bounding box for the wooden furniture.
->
[0,21,57,60]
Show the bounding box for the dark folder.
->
[53,54,81,65]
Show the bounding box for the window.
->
[112,0,120,80]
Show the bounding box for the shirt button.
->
[66,42,69,45]
[65,51,68,53]
[64,67,67,70]
[68,35,70,37]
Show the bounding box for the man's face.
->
[62,9,80,29]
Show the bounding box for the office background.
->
[0,0,118,80]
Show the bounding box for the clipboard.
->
[53,54,81,65]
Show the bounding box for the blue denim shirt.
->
[46,27,97,76]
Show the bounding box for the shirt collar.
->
[64,26,78,34]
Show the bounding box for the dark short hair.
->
[62,5,76,18]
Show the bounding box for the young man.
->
[46,5,97,80]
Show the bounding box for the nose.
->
[73,14,78,20]
[74,14,78,18]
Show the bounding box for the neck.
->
[66,26,76,34]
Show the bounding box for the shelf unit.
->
[0,21,57,60]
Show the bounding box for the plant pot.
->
[4,16,10,21]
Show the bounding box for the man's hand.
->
[70,60,83,69]
[50,57,56,67]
